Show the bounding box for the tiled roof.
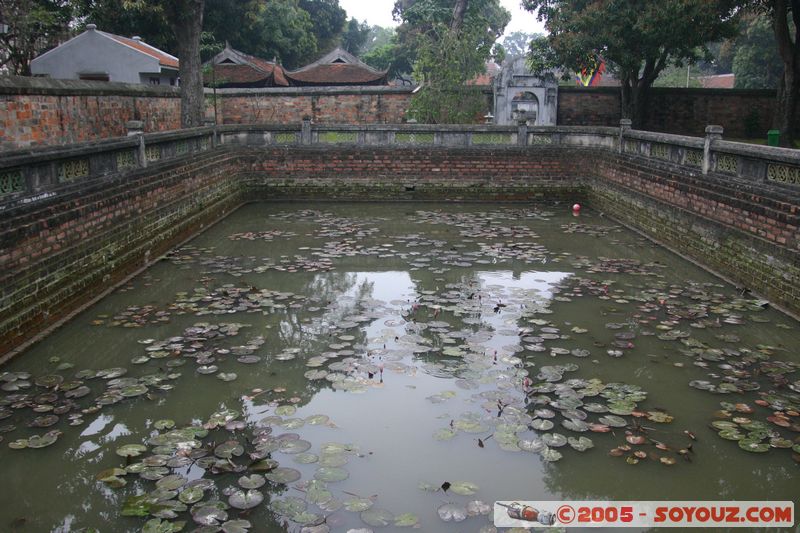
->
[105,33,179,69]
[699,74,735,89]
[285,64,387,85]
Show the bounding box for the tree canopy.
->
[524,0,742,127]
[0,0,72,75]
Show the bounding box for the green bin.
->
[767,129,780,146]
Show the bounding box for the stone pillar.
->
[301,116,312,145]
[517,119,528,146]
[703,125,723,175]
[125,120,144,136]
[618,119,632,153]
[137,134,147,168]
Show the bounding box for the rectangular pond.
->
[1,202,798,532]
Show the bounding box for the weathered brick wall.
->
[0,149,242,354]
[590,153,799,311]
[558,87,800,138]
[218,92,412,125]
[0,76,183,150]
[238,146,589,201]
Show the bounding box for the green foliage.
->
[408,25,493,123]
[341,18,370,54]
[398,0,509,123]
[299,0,347,54]
[733,14,785,89]
[0,0,72,75]
[501,31,540,59]
[524,0,741,126]
[652,65,704,88]
[362,26,395,55]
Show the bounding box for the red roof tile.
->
[106,34,179,69]
[699,74,735,89]
[284,64,387,85]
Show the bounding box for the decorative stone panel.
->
[175,140,189,155]
[767,164,799,185]
[650,143,669,160]
[0,169,24,195]
[471,133,513,145]
[116,150,136,171]
[529,135,553,145]
[273,132,298,144]
[318,131,357,144]
[716,154,739,174]
[684,149,703,167]
[145,145,161,163]
[395,132,434,144]
[57,158,90,182]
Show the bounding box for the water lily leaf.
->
[215,440,244,459]
[122,494,154,517]
[191,504,228,526]
[178,486,204,504]
[279,439,311,454]
[449,481,478,495]
[293,453,319,464]
[305,414,330,425]
[228,489,263,510]
[568,436,594,451]
[433,428,457,441]
[270,496,307,516]
[291,511,324,526]
[221,519,251,533]
[156,474,188,491]
[275,405,296,416]
[154,420,175,430]
[314,466,349,482]
[264,467,301,484]
[394,513,419,527]
[142,518,185,533]
[117,444,148,458]
[361,508,394,527]
[437,503,467,522]
[26,430,60,448]
[541,447,563,462]
[466,500,492,516]
[738,439,769,453]
[238,474,265,489]
[344,497,374,512]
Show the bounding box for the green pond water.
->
[1,202,798,533]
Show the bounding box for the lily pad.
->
[437,503,467,522]
[361,508,395,527]
[228,489,263,510]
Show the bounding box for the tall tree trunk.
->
[171,0,205,128]
[451,0,468,31]
[774,70,798,146]
[771,0,799,146]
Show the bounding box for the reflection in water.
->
[0,203,798,532]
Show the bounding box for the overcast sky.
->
[338,0,546,39]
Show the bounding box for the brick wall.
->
[0,149,242,354]
[217,92,412,125]
[558,86,797,138]
[590,152,799,310]
[0,76,183,150]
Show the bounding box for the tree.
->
[400,0,510,122]
[341,17,370,54]
[733,14,784,89]
[524,0,741,128]
[0,0,72,75]
[500,30,539,59]
[298,0,347,54]
[361,25,395,55]
[747,0,798,146]
[122,0,205,128]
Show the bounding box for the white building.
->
[31,24,178,86]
